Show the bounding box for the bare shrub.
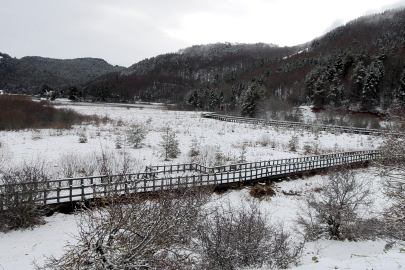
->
[296,165,373,241]
[250,183,276,199]
[57,152,79,178]
[376,110,405,240]
[257,133,272,147]
[303,140,320,155]
[97,149,139,176]
[78,132,88,143]
[0,141,12,171]
[0,95,90,130]
[197,202,303,269]
[57,150,138,178]
[238,145,247,163]
[288,134,299,152]
[0,159,49,232]
[188,145,228,167]
[188,137,200,158]
[39,186,211,270]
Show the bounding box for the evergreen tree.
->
[185,89,200,108]
[239,82,266,117]
[351,61,366,99]
[398,68,405,103]
[313,73,328,109]
[229,86,237,109]
[329,74,343,107]
[159,129,181,160]
[209,89,219,111]
[219,89,224,110]
[127,125,147,148]
[361,60,385,109]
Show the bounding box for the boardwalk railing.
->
[0,150,381,208]
[203,113,388,136]
[145,150,379,175]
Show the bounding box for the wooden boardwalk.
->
[0,150,381,208]
[203,113,387,136]
[1,112,389,208]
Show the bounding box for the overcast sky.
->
[1,0,405,67]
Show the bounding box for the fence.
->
[0,150,381,208]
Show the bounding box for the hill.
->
[82,7,405,114]
[0,53,124,94]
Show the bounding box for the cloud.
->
[2,0,405,67]
[321,18,345,35]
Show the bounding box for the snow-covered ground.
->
[0,103,403,269]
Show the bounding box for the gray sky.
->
[1,0,405,67]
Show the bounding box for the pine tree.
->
[329,74,343,107]
[219,89,224,110]
[361,60,385,109]
[230,86,237,109]
[398,68,405,102]
[159,129,181,160]
[209,89,219,111]
[127,125,147,148]
[239,82,266,117]
[313,73,327,109]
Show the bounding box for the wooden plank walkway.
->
[0,150,381,208]
[203,113,388,136]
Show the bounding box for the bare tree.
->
[296,165,373,241]
[39,185,211,270]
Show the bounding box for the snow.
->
[0,103,403,269]
[0,213,77,269]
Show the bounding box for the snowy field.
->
[0,102,404,269]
